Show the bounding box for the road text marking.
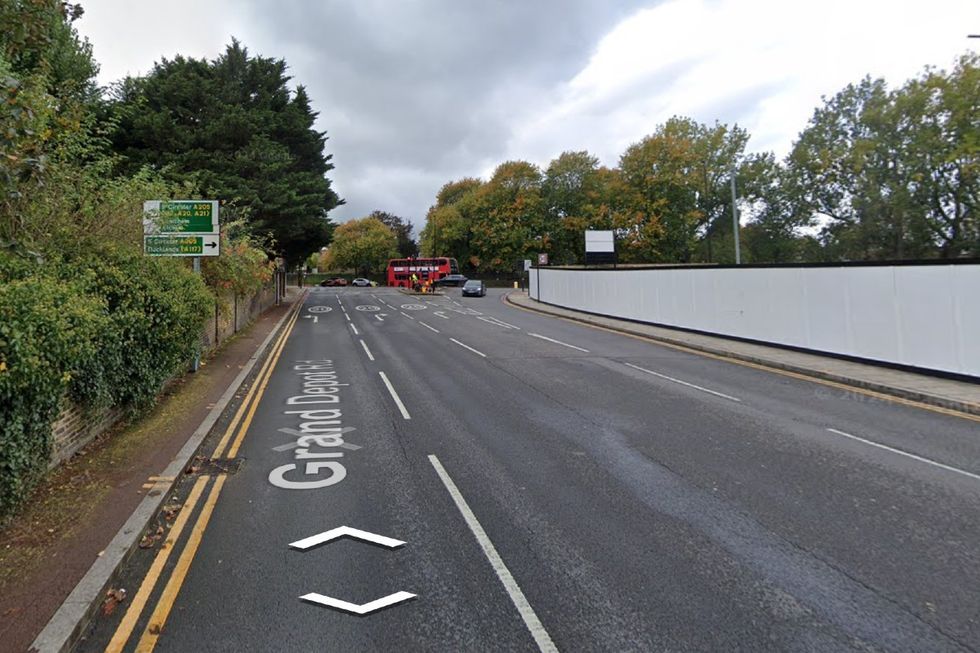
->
[624,362,741,402]
[428,455,557,652]
[826,428,980,481]
[450,338,487,358]
[379,371,411,419]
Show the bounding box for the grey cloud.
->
[239,0,652,227]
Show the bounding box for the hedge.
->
[0,246,212,520]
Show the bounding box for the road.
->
[74,287,980,652]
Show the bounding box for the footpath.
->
[0,288,302,653]
[506,291,980,418]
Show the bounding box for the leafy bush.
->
[0,247,212,520]
[0,273,105,517]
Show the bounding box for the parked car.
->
[351,278,371,287]
[320,277,348,287]
[433,274,468,288]
[461,279,486,297]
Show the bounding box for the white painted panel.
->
[531,264,980,376]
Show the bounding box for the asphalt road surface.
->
[73,287,980,652]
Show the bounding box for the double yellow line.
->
[106,299,304,653]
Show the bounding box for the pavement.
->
[507,290,980,416]
[0,289,300,653]
[27,287,980,652]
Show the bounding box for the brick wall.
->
[48,282,280,466]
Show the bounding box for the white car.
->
[351,278,371,287]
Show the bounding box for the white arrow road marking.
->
[624,362,740,402]
[299,591,416,615]
[428,455,557,652]
[289,526,406,550]
[528,332,589,352]
[375,314,386,321]
[302,315,319,324]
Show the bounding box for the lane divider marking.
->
[344,312,351,322]
[826,428,980,482]
[428,455,557,653]
[350,323,359,335]
[528,332,588,352]
[211,302,302,458]
[418,321,440,333]
[450,338,487,358]
[360,340,375,361]
[624,362,741,402]
[224,306,302,459]
[379,371,411,419]
[135,475,227,653]
[104,475,210,653]
[400,311,416,320]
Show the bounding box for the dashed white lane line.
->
[624,362,741,402]
[359,339,375,361]
[528,332,589,353]
[419,321,440,333]
[400,311,416,320]
[450,338,487,358]
[479,316,521,330]
[379,371,411,419]
[344,312,351,322]
[427,455,558,653]
[349,323,359,335]
[826,428,980,481]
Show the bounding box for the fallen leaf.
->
[102,588,127,616]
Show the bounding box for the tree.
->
[469,161,545,272]
[419,178,483,264]
[328,217,397,275]
[369,210,417,257]
[108,40,342,265]
[542,151,602,263]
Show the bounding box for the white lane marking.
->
[418,321,440,333]
[344,312,351,322]
[479,316,520,330]
[433,311,450,320]
[528,332,589,353]
[450,338,487,358]
[360,339,375,361]
[400,311,416,320]
[379,371,411,419]
[290,526,404,550]
[300,591,416,615]
[349,323,359,335]
[375,314,385,322]
[624,362,741,402]
[826,428,980,481]
[428,455,557,653]
[302,315,319,324]
[308,306,332,313]
[337,296,342,304]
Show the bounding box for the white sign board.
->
[585,230,615,253]
[523,259,532,272]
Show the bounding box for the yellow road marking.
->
[225,305,301,459]
[105,475,210,653]
[211,301,302,458]
[506,295,980,423]
[135,474,227,653]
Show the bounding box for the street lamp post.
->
[730,164,741,265]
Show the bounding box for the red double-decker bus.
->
[386,257,459,288]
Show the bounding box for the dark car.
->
[433,274,468,288]
[462,279,486,297]
[319,277,348,287]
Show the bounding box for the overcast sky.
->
[77,0,978,233]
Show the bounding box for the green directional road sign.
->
[143,200,219,235]
[144,235,220,257]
